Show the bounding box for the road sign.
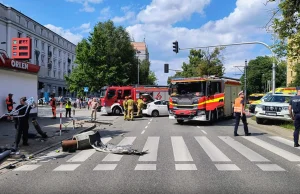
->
[84,87,89,92]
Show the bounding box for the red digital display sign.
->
[11,38,32,60]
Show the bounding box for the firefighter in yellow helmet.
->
[126,95,134,121]
[136,95,144,117]
[123,96,128,120]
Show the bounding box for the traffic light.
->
[172,41,179,54]
[164,63,169,73]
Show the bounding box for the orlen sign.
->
[0,53,40,73]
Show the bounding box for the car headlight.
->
[282,106,289,110]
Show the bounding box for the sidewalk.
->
[0,106,119,168]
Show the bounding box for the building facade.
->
[287,58,297,86]
[131,42,149,62]
[0,3,77,98]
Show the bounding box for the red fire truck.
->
[99,85,169,115]
[168,76,241,124]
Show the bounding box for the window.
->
[53,70,56,78]
[35,39,38,48]
[16,15,20,23]
[53,47,56,55]
[107,90,116,99]
[59,50,61,57]
[117,90,122,99]
[48,70,51,77]
[26,20,29,28]
[63,62,66,69]
[42,42,45,51]
[162,101,168,105]
[58,61,61,68]
[17,32,22,38]
[58,71,61,79]
[41,55,45,65]
[154,101,162,105]
[124,90,131,97]
[53,35,55,41]
[41,28,43,35]
[34,25,36,32]
[210,81,222,95]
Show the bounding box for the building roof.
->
[131,42,147,51]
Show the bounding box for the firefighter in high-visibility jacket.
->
[126,96,134,121]
[233,91,251,136]
[123,96,128,120]
[6,93,14,121]
[136,96,144,117]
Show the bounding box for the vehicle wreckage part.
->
[73,131,97,150]
[88,131,148,155]
[61,140,77,152]
[32,118,48,138]
[0,150,12,162]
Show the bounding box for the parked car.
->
[142,100,169,117]
[255,94,295,124]
[249,92,283,113]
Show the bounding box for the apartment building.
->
[0,3,77,98]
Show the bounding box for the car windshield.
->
[264,95,291,103]
[170,81,206,96]
[100,89,107,98]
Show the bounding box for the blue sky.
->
[1,0,279,85]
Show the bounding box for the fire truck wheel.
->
[113,107,122,115]
[151,110,159,117]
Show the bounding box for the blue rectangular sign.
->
[84,87,89,92]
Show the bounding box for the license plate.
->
[266,112,276,116]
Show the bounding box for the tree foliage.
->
[167,47,225,84]
[66,20,143,93]
[138,59,157,85]
[273,0,300,58]
[240,56,286,94]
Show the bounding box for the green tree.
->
[273,0,300,58]
[167,47,225,83]
[138,59,157,85]
[289,63,300,86]
[240,56,286,94]
[65,20,138,93]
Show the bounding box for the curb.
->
[0,123,96,171]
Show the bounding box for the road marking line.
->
[215,164,240,171]
[243,136,300,162]
[141,130,145,134]
[67,137,112,162]
[13,165,41,171]
[197,126,201,128]
[150,118,153,121]
[201,130,207,135]
[139,137,160,161]
[219,136,270,162]
[53,164,80,171]
[135,164,156,170]
[175,164,197,170]
[93,164,117,171]
[195,136,231,162]
[148,122,151,125]
[256,164,285,171]
[269,136,300,149]
[145,126,148,129]
[171,136,193,161]
[67,149,96,162]
[102,137,136,161]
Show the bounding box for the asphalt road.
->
[1,115,300,194]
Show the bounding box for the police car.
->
[255,94,295,124]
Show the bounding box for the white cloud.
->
[137,0,211,25]
[98,7,111,20]
[44,24,83,44]
[66,0,103,12]
[127,0,278,84]
[112,11,135,23]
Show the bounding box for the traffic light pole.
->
[179,41,277,94]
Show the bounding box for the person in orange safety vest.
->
[233,91,251,137]
[6,93,15,121]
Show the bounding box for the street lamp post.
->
[180,41,277,94]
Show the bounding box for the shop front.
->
[0,51,40,118]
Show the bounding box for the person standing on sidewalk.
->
[65,98,72,118]
[14,97,36,148]
[50,95,57,119]
[289,87,300,147]
[91,98,99,121]
[6,93,15,122]
[233,91,251,137]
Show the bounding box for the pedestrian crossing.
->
[13,135,300,173]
